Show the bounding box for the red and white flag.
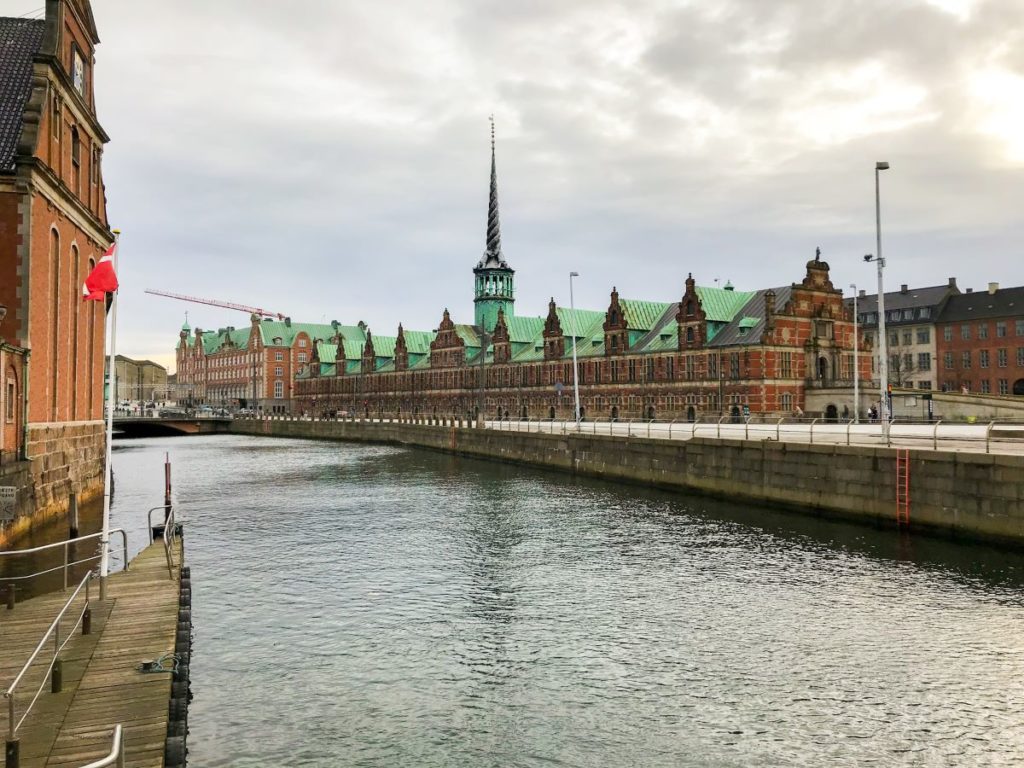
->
[82,243,118,301]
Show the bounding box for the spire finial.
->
[484,116,502,262]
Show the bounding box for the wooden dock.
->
[2,539,183,768]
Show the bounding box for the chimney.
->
[948,277,957,288]
[859,289,866,298]
[966,288,973,294]
[988,282,999,295]
[285,317,292,327]
[764,290,776,330]
[900,284,908,294]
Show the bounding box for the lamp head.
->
[570,271,579,277]
[864,254,873,262]
[875,161,889,171]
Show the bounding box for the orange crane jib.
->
[144,289,287,320]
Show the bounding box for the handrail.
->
[4,571,93,743]
[0,529,128,591]
[163,505,177,578]
[808,417,820,445]
[776,416,785,441]
[668,419,677,438]
[78,724,125,768]
[932,419,943,450]
[717,415,727,438]
[147,505,173,542]
[986,420,995,454]
[691,418,701,439]
[627,419,635,437]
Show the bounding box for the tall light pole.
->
[850,283,859,423]
[873,160,890,439]
[569,272,581,427]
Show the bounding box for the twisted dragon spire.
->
[483,115,503,264]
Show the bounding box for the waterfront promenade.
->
[1,539,182,768]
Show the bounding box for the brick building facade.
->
[0,0,113,516]
[175,314,365,413]
[291,138,870,421]
[936,283,1024,397]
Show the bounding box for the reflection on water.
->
[34,436,1024,765]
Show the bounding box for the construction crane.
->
[144,289,287,320]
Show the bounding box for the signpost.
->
[0,486,16,523]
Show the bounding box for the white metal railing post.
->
[717,415,726,438]
[809,417,820,445]
[668,419,676,439]
[776,416,784,441]
[986,420,995,454]
[846,418,853,446]
[933,419,942,451]
[744,418,749,441]
[647,419,652,438]
[627,419,633,437]
[692,418,700,439]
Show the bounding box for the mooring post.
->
[51,658,62,694]
[5,584,13,610]
[6,737,19,768]
[164,453,172,520]
[68,492,79,538]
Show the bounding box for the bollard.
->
[68,492,79,538]
[6,583,14,610]
[51,658,63,693]
[83,606,91,636]
[6,738,19,768]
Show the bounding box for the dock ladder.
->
[895,448,910,526]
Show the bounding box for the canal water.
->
[77,436,1024,764]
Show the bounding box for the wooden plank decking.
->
[2,539,182,768]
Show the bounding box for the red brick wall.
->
[936,315,1024,395]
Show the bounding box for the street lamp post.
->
[569,272,581,428]
[872,160,890,439]
[850,283,859,423]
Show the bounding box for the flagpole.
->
[99,230,120,601]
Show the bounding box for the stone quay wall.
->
[230,418,1024,546]
[25,420,105,512]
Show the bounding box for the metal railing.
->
[461,416,1024,454]
[0,530,128,592]
[78,725,125,768]
[144,504,179,579]
[4,571,94,752]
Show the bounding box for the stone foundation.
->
[24,419,105,518]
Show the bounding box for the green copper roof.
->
[620,299,672,331]
[738,316,759,328]
[369,335,397,359]
[315,342,337,364]
[695,286,755,322]
[505,316,544,343]
[403,330,436,354]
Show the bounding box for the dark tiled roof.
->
[843,284,954,315]
[0,17,44,173]
[709,286,793,347]
[937,286,1024,323]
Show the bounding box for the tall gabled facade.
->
[0,0,114,516]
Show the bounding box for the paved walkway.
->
[2,539,181,768]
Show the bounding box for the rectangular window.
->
[864,332,873,346]
[274,380,284,398]
[981,379,991,394]
[1017,319,1024,337]
[275,351,283,361]
[780,352,792,378]
[666,357,675,380]
[902,331,913,346]
[979,323,989,339]
[298,339,307,348]
[6,380,15,422]
[997,321,1007,338]
[998,348,1008,367]
[944,326,952,342]
[646,358,655,381]
[685,355,694,380]
[980,349,989,368]
[298,352,307,363]
[962,351,971,369]
[628,359,636,382]
[902,354,913,371]
[730,352,740,379]
[889,332,899,347]
[1018,348,1024,367]
[999,379,1009,395]
[917,352,931,370]
[274,366,283,376]
[917,380,931,390]
[781,393,792,411]
[961,324,970,340]
[916,328,930,344]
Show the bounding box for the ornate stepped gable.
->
[603,287,629,356]
[394,324,409,371]
[361,330,375,374]
[429,309,465,369]
[542,299,565,361]
[676,273,707,350]
[491,310,511,363]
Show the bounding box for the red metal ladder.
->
[895,449,910,526]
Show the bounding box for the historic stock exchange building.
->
[290,139,871,423]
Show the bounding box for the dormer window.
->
[298,338,307,348]
[610,310,618,325]
[72,48,86,96]
[685,301,694,318]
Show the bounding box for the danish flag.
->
[82,243,118,301]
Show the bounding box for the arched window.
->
[70,244,80,419]
[50,229,61,420]
[686,327,695,343]
[71,127,81,196]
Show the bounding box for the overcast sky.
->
[13,0,1024,371]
